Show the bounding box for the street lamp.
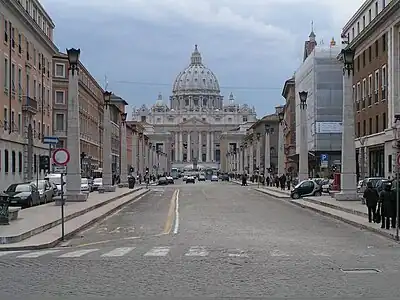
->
[341,47,355,76]
[101,89,115,192]
[66,48,80,75]
[394,114,400,241]
[299,91,308,109]
[278,111,284,122]
[103,91,112,108]
[121,112,127,124]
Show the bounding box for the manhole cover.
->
[341,268,381,274]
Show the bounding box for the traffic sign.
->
[53,165,67,174]
[43,136,59,145]
[320,154,328,161]
[53,148,70,166]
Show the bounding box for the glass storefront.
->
[369,147,384,177]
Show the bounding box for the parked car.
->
[321,179,334,193]
[31,180,54,203]
[5,183,41,208]
[186,176,196,184]
[166,176,174,184]
[198,174,206,181]
[182,175,188,182]
[358,177,384,194]
[221,174,230,181]
[92,178,103,191]
[158,177,169,185]
[211,175,218,182]
[81,178,92,192]
[290,179,322,199]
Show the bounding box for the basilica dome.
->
[172,45,220,95]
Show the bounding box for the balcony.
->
[22,96,38,114]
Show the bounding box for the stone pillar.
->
[198,132,202,161]
[335,71,358,201]
[119,121,128,186]
[256,137,261,173]
[211,132,214,161]
[139,135,143,174]
[65,66,87,201]
[244,144,248,173]
[175,132,179,162]
[102,105,115,192]
[206,132,210,162]
[264,132,271,176]
[132,132,138,174]
[179,131,183,162]
[249,139,254,174]
[299,101,308,182]
[187,132,191,161]
[278,121,285,175]
[239,147,242,173]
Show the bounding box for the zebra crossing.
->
[0,246,377,260]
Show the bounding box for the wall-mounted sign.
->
[316,122,342,134]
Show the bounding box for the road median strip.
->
[163,189,178,235]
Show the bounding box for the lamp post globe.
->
[66,48,80,67]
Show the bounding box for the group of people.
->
[240,173,292,190]
[363,181,399,229]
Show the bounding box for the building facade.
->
[0,0,57,191]
[52,52,104,176]
[282,76,297,175]
[342,0,398,178]
[131,45,257,170]
[295,41,343,176]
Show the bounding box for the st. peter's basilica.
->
[131,45,257,169]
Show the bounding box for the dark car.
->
[186,176,195,184]
[158,177,168,185]
[221,174,230,181]
[290,179,322,199]
[198,174,206,181]
[166,176,174,184]
[5,183,41,208]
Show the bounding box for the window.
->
[33,79,36,99]
[352,85,356,101]
[55,91,65,104]
[375,40,379,57]
[18,113,21,134]
[55,63,65,77]
[375,1,378,16]
[55,113,64,131]
[26,74,30,97]
[18,152,22,173]
[4,19,8,42]
[382,33,386,51]
[38,121,41,137]
[357,22,360,34]
[18,33,21,54]
[352,28,355,39]
[382,65,387,88]
[47,125,49,136]
[383,112,387,130]
[357,82,361,101]
[369,46,372,62]
[4,108,8,130]
[362,79,366,99]
[363,120,366,136]
[374,70,379,91]
[4,150,8,173]
[376,115,379,133]
[4,58,8,89]
[11,63,15,91]
[369,9,372,22]
[11,111,14,131]
[363,16,365,29]
[362,52,365,67]
[357,122,361,137]
[243,116,247,122]
[368,75,372,95]
[388,154,392,173]
[11,151,15,173]
[369,118,372,135]
[18,68,22,96]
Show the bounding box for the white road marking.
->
[185,246,209,257]
[228,250,248,258]
[101,247,135,257]
[144,247,170,257]
[58,249,99,258]
[270,249,292,257]
[110,227,121,234]
[17,250,61,258]
[0,251,24,257]
[311,251,331,257]
[173,190,180,234]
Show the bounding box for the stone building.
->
[131,45,257,170]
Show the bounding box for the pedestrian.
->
[379,183,395,229]
[280,174,286,190]
[363,181,379,223]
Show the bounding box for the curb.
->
[0,189,151,251]
[302,197,368,218]
[0,187,146,245]
[253,187,291,199]
[290,200,397,241]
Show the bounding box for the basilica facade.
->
[131,45,257,169]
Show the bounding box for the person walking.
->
[379,183,395,229]
[363,181,379,223]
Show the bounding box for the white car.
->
[92,178,103,191]
[81,178,91,192]
[211,175,218,182]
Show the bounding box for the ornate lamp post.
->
[335,45,357,201]
[119,112,128,187]
[65,48,88,201]
[277,109,285,176]
[298,91,309,182]
[264,124,273,177]
[101,90,116,192]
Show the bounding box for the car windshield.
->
[295,180,308,188]
[94,178,102,184]
[81,178,89,184]
[7,184,31,193]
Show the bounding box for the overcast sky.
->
[41,0,365,118]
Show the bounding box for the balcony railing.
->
[22,96,38,114]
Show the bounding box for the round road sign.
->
[53,148,70,166]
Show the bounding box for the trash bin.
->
[0,192,10,225]
[128,177,135,189]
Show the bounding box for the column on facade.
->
[234,149,238,173]
[179,131,183,162]
[132,132,138,173]
[238,146,242,173]
[144,140,148,170]
[198,131,202,161]
[277,121,285,175]
[256,137,261,173]
[249,138,254,174]
[102,105,115,192]
[120,121,128,186]
[206,132,210,162]
[211,132,214,162]
[174,132,179,162]
[264,131,271,176]
[138,135,142,174]
[187,132,191,161]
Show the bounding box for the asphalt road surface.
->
[2,179,400,299]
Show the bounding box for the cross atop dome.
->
[190,44,202,65]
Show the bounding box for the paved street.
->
[2,180,400,299]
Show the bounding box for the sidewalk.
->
[0,187,150,250]
[254,187,399,241]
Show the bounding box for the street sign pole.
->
[396,152,400,241]
[60,173,65,241]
